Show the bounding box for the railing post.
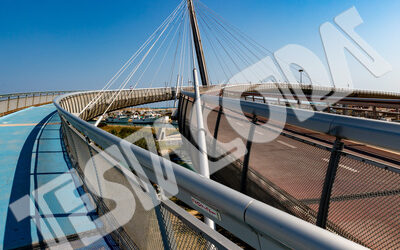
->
[154,203,171,250]
[182,97,189,137]
[240,115,257,194]
[24,94,28,108]
[6,96,10,113]
[177,94,183,130]
[212,92,224,153]
[16,95,20,109]
[372,106,377,119]
[213,106,223,141]
[316,137,344,228]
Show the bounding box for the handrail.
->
[0,90,77,117]
[0,91,75,99]
[54,90,365,249]
[182,91,400,153]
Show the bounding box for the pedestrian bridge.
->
[1,84,400,249]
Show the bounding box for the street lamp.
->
[299,69,304,84]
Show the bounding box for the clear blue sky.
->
[0,0,399,93]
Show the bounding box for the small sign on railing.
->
[191,196,221,221]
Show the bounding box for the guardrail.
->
[183,91,400,153]
[0,91,75,117]
[239,92,400,121]
[60,88,177,121]
[180,90,400,249]
[54,90,364,249]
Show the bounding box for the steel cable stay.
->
[79,0,186,117]
[195,16,247,84]
[195,2,278,85]
[183,14,194,88]
[197,0,296,84]
[119,2,188,109]
[195,1,263,84]
[140,6,189,105]
[196,9,227,84]
[177,10,189,90]
[196,5,265,84]
[167,13,184,88]
[196,10,249,84]
[195,0,349,111]
[99,12,178,112]
[196,3,270,84]
[130,6,187,96]
[195,0,283,73]
[93,2,186,126]
[196,9,231,83]
[196,0,347,88]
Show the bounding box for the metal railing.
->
[61,117,238,250]
[180,90,400,249]
[0,91,75,117]
[185,91,400,152]
[54,89,364,249]
[58,88,177,121]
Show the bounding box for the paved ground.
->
[0,105,112,249]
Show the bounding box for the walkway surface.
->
[0,105,112,249]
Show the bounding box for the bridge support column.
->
[192,67,214,229]
[316,138,344,228]
[240,115,257,194]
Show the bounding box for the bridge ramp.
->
[0,105,112,249]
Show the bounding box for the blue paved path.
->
[0,105,112,249]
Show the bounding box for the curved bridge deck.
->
[0,105,111,249]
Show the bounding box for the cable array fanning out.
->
[87,0,324,126]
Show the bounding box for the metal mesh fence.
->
[158,199,237,250]
[183,97,331,224]
[249,138,331,224]
[327,154,400,249]
[61,120,142,249]
[60,117,236,250]
[178,95,400,249]
[160,205,215,249]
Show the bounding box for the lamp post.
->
[299,69,304,84]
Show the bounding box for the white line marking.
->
[277,140,297,149]
[235,121,244,127]
[322,158,359,173]
[255,131,264,135]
